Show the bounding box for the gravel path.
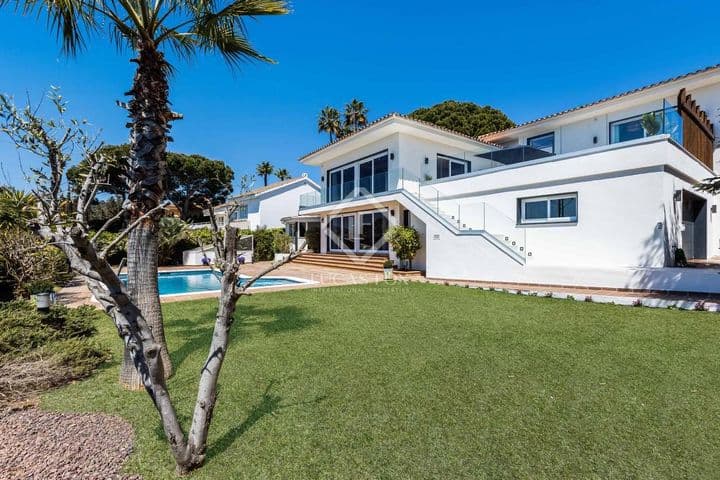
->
[0,408,141,479]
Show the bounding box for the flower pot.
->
[35,292,51,310]
[383,267,393,280]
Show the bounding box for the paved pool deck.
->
[57,261,720,311]
[57,261,385,306]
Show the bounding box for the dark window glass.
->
[611,119,644,143]
[524,201,547,220]
[342,167,355,199]
[450,161,466,176]
[528,133,555,153]
[403,209,410,227]
[299,222,307,237]
[374,155,388,193]
[550,198,577,219]
[342,215,355,249]
[359,161,373,196]
[360,213,373,250]
[374,211,389,250]
[329,217,341,249]
[437,157,450,179]
[328,171,342,202]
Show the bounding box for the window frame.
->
[526,132,555,154]
[436,154,471,179]
[518,192,578,225]
[326,150,390,201]
[230,204,248,221]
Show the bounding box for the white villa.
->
[211,174,320,230]
[297,64,720,293]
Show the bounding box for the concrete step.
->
[298,253,388,265]
[291,257,385,273]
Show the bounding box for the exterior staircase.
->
[292,253,389,273]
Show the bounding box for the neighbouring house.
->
[297,64,720,293]
[208,174,321,231]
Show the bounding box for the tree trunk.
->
[120,40,174,388]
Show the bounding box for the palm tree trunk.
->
[119,40,174,388]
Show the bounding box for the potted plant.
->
[272,231,293,262]
[383,259,394,280]
[641,112,661,137]
[385,226,421,270]
[27,279,55,311]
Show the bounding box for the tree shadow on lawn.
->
[168,304,321,371]
[205,379,327,462]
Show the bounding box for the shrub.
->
[272,231,292,254]
[0,227,71,297]
[0,300,54,355]
[91,230,127,265]
[252,227,285,261]
[43,338,111,377]
[42,304,100,339]
[385,226,421,269]
[187,226,214,247]
[0,301,101,356]
[26,279,55,294]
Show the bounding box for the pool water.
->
[119,270,304,296]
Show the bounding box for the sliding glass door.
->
[329,209,389,253]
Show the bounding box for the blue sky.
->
[1,0,719,190]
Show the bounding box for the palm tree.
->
[2,0,289,388]
[317,106,342,141]
[256,161,274,186]
[275,168,291,181]
[158,217,189,265]
[344,99,369,133]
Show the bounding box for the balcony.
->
[299,168,418,209]
[609,105,683,146]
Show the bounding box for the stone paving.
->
[58,261,720,311]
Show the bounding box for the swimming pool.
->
[119,270,312,296]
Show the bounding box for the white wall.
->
[422,138,716,269]
[254,181,320,229]
[215,179,320,230]
[397,133,497,183]
[501,80,720,167]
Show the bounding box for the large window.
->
[326,151,389,202]
[609,108,683,145]
[519,193,577,225]
[527,132,555,153]
[437,154,470,179]
[609,116,645,143]
[230,205,248,221]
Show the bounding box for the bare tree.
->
[0,90,305,474]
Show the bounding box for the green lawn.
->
[42,282,720,479]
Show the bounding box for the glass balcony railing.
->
[299,191,321,208]
[609,105,683,146]
[300,168,423,209]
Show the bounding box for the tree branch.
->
[99,201,169,259]
[91,209,127,243]
[238,241,306,293]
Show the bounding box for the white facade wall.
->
[500,82,720,168]
[252,182,319,229]
[423,138,716,268]
[216,179,320,230]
